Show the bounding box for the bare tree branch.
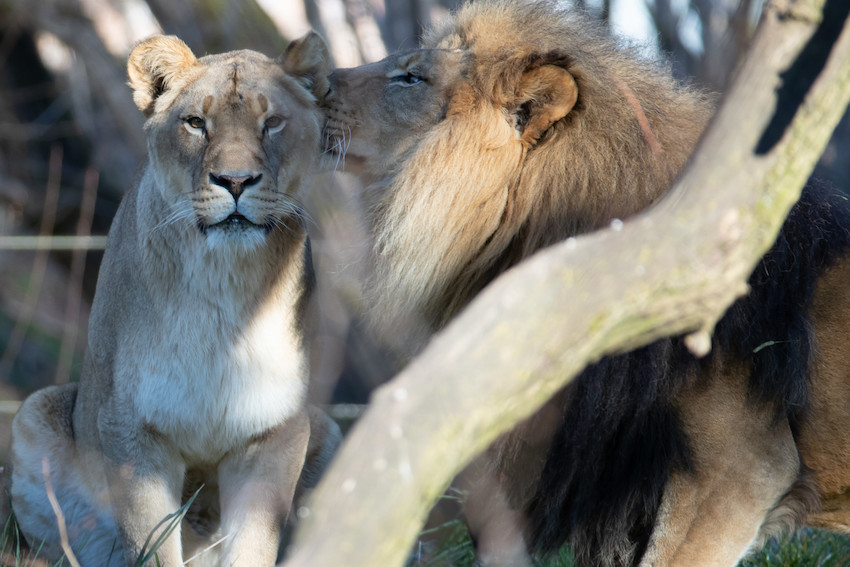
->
[314,0,363,67]
[145,0,286,54]
[2,0,146,196]
[346,0,387,63]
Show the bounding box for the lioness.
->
[10,33,338,567]
[324,1,850,566]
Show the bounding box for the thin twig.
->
[182,532,232,565]
[55,167,99,384]
[0,236,108,251]
[41,458,82,567]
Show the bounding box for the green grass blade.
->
[135,485,203,567]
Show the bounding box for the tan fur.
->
[640,365,802,567]
[325,2,711,347]
[647,255,850,565]
[798,258,850,534]
[9,33,341,567]
[325,1,850,565]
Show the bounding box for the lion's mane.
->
[367,0,713,343]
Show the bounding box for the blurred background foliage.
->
[0,0,849,472]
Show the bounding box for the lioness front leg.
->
[218,410,311,565]
[99,419,186,566]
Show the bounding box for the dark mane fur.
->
[527,181,850,566]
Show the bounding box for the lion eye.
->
[390,72,424,86]
[186,116,206,130]
[264,115,286,134]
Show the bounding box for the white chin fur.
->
[204,225,267,254]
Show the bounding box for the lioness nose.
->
[209,172,262,200]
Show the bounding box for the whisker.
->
[321,119,354,173]
[261,196,315,235]
[269,215,294,233]
[338,127,346,172]
[343,124,353,170]
[151,203,194,233]
[334,135,344,172]
[289,200,315,227]
[324,123,333,154]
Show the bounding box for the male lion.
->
[324,1,850,566]
[9,33,339,566]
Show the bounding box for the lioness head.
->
[128,33,330,251]
[323,0,711,345]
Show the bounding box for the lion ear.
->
[282,31,332,102]
[513,63,578,147]
[128,36,198,116]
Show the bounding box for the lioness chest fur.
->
[9,33,338,567]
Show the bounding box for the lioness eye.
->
[264,115,285,133]
[186,116,205,130]
[390,72,424,86]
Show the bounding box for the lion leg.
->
[459,392,565,566]
[639,366,801,567]
[218,410,311,566]
[462,466,530,566]
[10,384,124,566]
[797,256,850,533]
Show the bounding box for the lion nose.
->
[209,172,262,201]
[324,72,343,104]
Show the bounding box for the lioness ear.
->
[128,35,198,116]
[282,31,332,102]
[514,62,578,148]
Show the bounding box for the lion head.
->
[324,0,713,347]
[128,33,330,252]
